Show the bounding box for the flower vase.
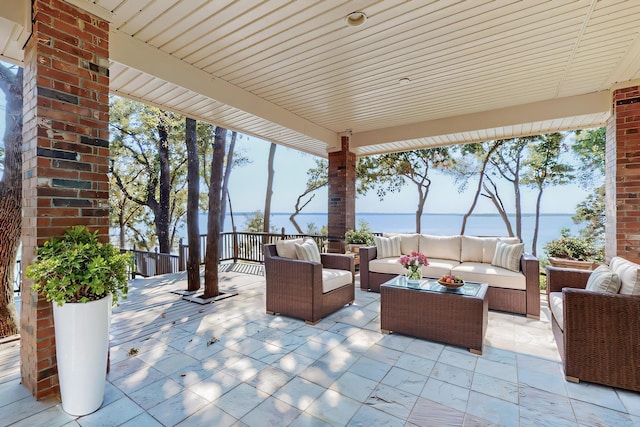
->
[406,269,421,284]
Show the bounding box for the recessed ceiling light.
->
[398,78,411,85]
[345,11,367,27]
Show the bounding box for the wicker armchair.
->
[263,244,355,325]
[546,265,640,392]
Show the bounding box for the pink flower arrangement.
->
[398,251,429,280]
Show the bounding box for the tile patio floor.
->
[1,266,639,426]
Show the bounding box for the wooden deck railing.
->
[178,230,328,270]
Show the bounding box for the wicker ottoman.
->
[380,276,488,354]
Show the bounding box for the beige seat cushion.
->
[369,257,458,279]
[419,235,461,261]
[549,292,564,331]
[276,238,303,259]
[452,262,526,290]
[383,233,420,254]
[610,256,640,295]
[322,268,352,293]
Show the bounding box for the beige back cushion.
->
[419,235,461,261]
[383,233,419,254]
[276,238,303,259]
[374,235,401,259]
[610,256,640,295]
[483,237,520,264]
[461,236,485,262]
[585,265,621,294]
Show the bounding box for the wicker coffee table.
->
[380,276,488,354]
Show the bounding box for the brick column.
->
[327,135,356,253]
[606,85,640,263]
[21,0,110,399]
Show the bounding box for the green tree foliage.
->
[521,133,574,255]
[290,159,328,233]
[109,97,188,252]
[359,148,452,233]
[573,127,606,188]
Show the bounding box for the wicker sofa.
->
[360,234,540,318]
[263,243,355,324]
[546,258,640,392]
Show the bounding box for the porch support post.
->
[606,85,640,263]
[21,0,110,399]
[327,135,356,253]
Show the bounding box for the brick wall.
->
[327,136,356,253]
[21,0,110,399]
[608,86,640,263]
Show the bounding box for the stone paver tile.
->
[241,396,301,427]
[408,397,465,427]
[188,370,240,402]
[565,381,626,412]
[365,384,418,421]
[146,389,209,426]
[329,371,378,402]
[430,362,474,389]
[289,412,332,427]
[128,377,183,410]
[247,366,292,395]
[77,396,144,427]
[119,412,165,427]
[571,398,635,427]
[420,378,469,412]
[465,390,519,426]
[394,352,435,377]
[273,377,326,411]
[518,385,577,427]
[174,402,238,427]
[403,339,445,361]
[0,396,59,426]
[362,344,403,365]
[347,355,391,382]
[212,383,269,420]
[150,353,200,376]
[347,404,404,427]
[111,366,166,394]
[618,389,640,416]
[475,357,517,383]
[9,403,76,427]
[438,347,479,371]
[381,366,428,396]
[305,389,361,426]
[275,352,316,376]
[471,372,518,404]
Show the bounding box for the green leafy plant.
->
[543,228,601,262]
[25,226,132,306]
[345,221,375,246]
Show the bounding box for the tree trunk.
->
[204,127,227,298]
[531,187,544,256]
[460,142,500,235]
[263,143,276,237]
[157,120,171,253]
[219,131,237,232]
[118,199,126,248]
[185,118,200,291]
[0,66,22,337]
[482,181,514,237]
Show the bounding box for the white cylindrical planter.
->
[53,294,112,416]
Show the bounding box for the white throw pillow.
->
[610,256,640,295]
[585,265,621,294]
[295,239,321,263]
[491,241,524,272]
[482,237,520,264]
[374,235,401,259]
[276,238,303,259]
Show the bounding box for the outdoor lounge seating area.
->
[2,266,639,426]
[547,257,640,393]
[360,234,541,318]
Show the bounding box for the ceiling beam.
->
[350,91,611,148]
[109,29,338,150]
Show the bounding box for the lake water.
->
[216,212,580,256]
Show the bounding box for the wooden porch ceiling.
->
[2,0,640,157]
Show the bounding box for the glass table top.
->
[382,275,484,297]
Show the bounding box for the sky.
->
[226,135,592,215]
[0,76,593,215]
